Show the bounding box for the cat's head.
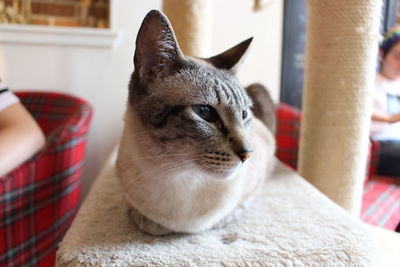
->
[128,10,256,178]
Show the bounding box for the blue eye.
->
[192,105,219,122]
[242,110,248,119]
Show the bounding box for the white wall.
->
[0,0,282,199]
[213,0,283,100]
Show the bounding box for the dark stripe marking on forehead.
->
[214,87,222,104]
[221,80,238,106]
[217,80,230,104]
[153,105,185,128]
[237,86,248,106]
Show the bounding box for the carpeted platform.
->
[56,157,378,266]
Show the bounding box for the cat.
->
[116,10,276,236]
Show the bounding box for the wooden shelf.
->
[0,24,120,48]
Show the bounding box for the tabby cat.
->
[116,10,276,235]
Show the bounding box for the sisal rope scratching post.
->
[299,1,381,216]
[162,0,212,57]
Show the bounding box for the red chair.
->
[0,92,92,267]
[275,103,400,231]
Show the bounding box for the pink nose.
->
[236,150,252,162]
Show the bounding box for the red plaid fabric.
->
[0,91,92,267]
[275,103,301,170]
[275,103,400,231]
[362,176,400,230]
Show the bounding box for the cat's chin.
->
[206,163,243,181]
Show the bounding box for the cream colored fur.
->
[116,104,275,233]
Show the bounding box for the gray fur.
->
[246,83,276,133]
[129,40,255,174]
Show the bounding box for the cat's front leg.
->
[128,207,175,236]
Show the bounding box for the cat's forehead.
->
[158,61,251,108]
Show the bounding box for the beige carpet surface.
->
[56,159,378,266]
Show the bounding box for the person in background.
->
[371,26,400,178]
[0,79,45,177]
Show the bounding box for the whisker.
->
[134,152,195,160]
[120,156,198,175]
[117,150,196,164]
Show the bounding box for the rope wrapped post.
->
[299,1,382,216]
[162,0,212,57]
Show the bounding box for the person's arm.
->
[0,102,45,177]
[372,111,400,123]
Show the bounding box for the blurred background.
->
[1,0,400,199]
[0,0,283,199]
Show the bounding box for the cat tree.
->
[56,0,398,266]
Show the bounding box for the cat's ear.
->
[134,10,184,83]
[205,37,253,73]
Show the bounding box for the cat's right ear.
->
[134,10,184,83]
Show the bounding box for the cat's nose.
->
[228,128,252,162]
[236,149,252,162]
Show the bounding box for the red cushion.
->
[275,103,301,169]
[361,176,400,230]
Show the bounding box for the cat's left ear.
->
[205,37,253,73]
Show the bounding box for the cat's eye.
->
[242,110,248,120]
[192,105,219,123]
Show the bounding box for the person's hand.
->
[388,113,400,123]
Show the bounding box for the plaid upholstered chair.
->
[275,103,400,231]
[0,91,92,266]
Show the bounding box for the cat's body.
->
[116,10,276,235]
